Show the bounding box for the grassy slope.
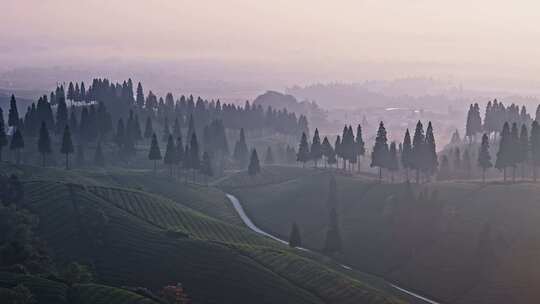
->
[2,163,405,304]
[221,166,540,304]
[0,272,160,304]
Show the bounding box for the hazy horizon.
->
[3,0,540,94]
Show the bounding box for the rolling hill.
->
[1,163,407,304]
[220,166,540,304]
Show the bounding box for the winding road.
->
[225,193,441,304]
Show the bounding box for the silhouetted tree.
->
[388,142,399,183]
[371,121,389,182]
[248,149,261,176]
[148,134,162,173]
[288,222,302,248]
[425,122,438,178]
[297,132,310,167]
[60,126,74,169]
[136,82,145,108]
[510,122,520,182]
[233,128,249,168]
[401,129,412,181]
[411,121,425,183]
[519,124,529,179]
[37,122,52,166]
[478,133,492,183]
[355,124,365,171]
[310,128,322,167]
[8,95,19,128]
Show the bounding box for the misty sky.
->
[2,0,540,88]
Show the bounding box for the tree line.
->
[294,120,438,183]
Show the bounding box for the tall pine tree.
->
[0,107,7,161]
[370,121,389,181]
[310,128,322,167]
[401,129,412,181]
[163,134,177,176]
[296,132,310,167]
[248,149,261,176]
[148,133,162,173]
[478,133,492,183]
[411,121,425,183]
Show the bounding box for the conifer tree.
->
[355,124,365,172]
[425,122,438,178]
[200,151,213,183]
[370,121,389,182]
[248,149,261,176]
[264,146,274,165]
[296,132,310,167]
[401,129,412,181]
[37,122,52,166]
[148,133,162,173]
[233,128,249,168]
[411,121,425,183]
[478,133,492,183]
[67,82,75,101]
[519,124,529,179]
[60,126,74,169]
[388,141,399,183]
[321,136,333,168]
[163,134,177,176]
[144,116,153,139]
[288,222,302,248]
[136,82,145,108]
[310,128,322,167]
[0,107,7,162]
[94,141,105,167]
[8,95,19,128]
[531,121,540,181]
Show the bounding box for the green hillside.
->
[0,272,160,304]
[1,163,407,304]
[222,166,540,304]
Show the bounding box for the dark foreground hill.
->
[221,166,540,304]
[1,163,406,304]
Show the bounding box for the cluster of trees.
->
[296,126,365,171]
[295,121,438,184]
[62,79,309,138]
[466,100,534,142]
